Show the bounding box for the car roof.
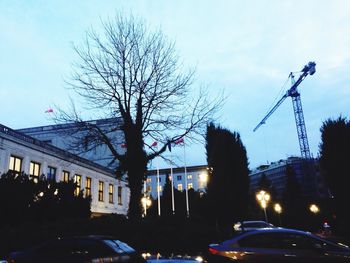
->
[241,220,270,224]
[223,228,313,244]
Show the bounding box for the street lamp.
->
[256,190,270,223]
[141,196,152,217]
[274,203,282,226]
[309,204,320,214]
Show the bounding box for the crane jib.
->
[253,61,316,159]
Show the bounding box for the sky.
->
[1,0,350,170]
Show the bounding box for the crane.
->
[253,61,316,159]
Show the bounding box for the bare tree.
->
[57,15,221,219]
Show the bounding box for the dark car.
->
[207,228,350,262]
[7,235,146,263]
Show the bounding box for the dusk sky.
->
[1,0,350,169]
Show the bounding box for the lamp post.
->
[256,190,270,223]
[274,203,282,226]
[141,196,152,217]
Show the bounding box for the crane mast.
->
[253,62,316,159]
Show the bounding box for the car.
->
[7,235,146,263]
[233,220,275,232]
[207,228,350,262]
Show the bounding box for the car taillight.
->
[208,247,219,255]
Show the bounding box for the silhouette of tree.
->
[319,116,350,233]
[55,15,222,219]
[205,123,250,227]
[0,172,90,226]
[282,165,306,228]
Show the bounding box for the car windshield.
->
[244,222,270,228]
[103,239,136,254]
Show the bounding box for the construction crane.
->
[253,61,316,159]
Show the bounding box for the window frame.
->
[30,161,41,183]
[62,170,70,182]
[47,166,56,181]
[117,186,122,205]
[109,184,114,204]
[9,155,22,175]
[74,174,82,196]
[98,181,104,202]
[85,177,91,197]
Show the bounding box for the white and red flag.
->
[151,141,158,147]
[175,137,184,145]
[45,108,54,113]
[121,143,127,148]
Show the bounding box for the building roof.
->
[17,117,122,134]
[147,164,208,176]
[1,123,118,178]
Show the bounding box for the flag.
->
[151,141,158,147]
[121,143,127,148]
[175,137,184,144]
[45,108,53,113]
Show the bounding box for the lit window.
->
[30,161,41,183]
[98,181,104,202]
[85,177,91,197]
[118,186,122,205]
[47,166,56,181]
[157,185,162,192]
[178,184,183,191]
[62,170,70,182]
[147,186,152,192]
[74,174,82,196]
[188,183,193,190]
[109,184,114,203]
[187,175,192,180]
[9,156,22,175]
[146,178,151,183]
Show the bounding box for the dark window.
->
[118,186,122,205]
[177,175,182,180]
[47,166,56,181]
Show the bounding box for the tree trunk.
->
[124,122,148,220]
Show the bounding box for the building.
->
[17,118,124,170]
[0,123,129,216]
[249,157,327,200]
[146,165,209,199]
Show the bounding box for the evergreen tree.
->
[205,123,250,226]
[319,116,350,233]
[282,165,306,228]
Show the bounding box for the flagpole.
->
[170,165,175,215]
[184,141,189,218]
[157,157,161,217]
[143,180,147,216]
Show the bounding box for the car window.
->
[243,222,268,228]
[238,233,280,248]
[238,232,325,250]
[103,239,135,254]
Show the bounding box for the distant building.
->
[0,123,129,216]
[146,165,209,199]
[249,157,328,200]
